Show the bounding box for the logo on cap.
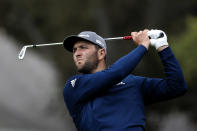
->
[79,34,90,38]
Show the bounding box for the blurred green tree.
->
[170,16,197,117]
[171,16,197,84]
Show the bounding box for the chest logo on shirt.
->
[116,81,126,86]
[70,78,77,88]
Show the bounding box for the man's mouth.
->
[76,59,84,65]
[77,59,83,62]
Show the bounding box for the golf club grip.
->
[123,36,132,40]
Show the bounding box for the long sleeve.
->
[139,47,188,105]
[63,45,147,110]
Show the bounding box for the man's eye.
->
[81,46,88,49]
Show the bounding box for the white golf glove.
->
[147,29,168,49]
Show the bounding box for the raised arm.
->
[141,30,187,104]
[64,45,147,106]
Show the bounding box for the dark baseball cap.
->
[63,31,107,53]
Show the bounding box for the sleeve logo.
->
[70,78,77,88]
[116,81,125,86]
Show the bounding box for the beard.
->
[77,52,99,74]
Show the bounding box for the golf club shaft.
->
[31,42,63,47]
[32,36,132,47]
[104,36,132,40]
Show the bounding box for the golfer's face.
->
[73,41,98,72]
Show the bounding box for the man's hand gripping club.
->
[131,29,150,49]
[131,29,169,52]
[147,29,169,51]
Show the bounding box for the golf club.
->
[18,36,132,60]
[18,32,164,60]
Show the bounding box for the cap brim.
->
[63,35,94,52]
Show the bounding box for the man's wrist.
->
[157,45,169,52]
[141,41,150,50]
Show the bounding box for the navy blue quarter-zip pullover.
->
[63,45,187,131]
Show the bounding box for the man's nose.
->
[74,49,82,57]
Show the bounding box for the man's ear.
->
[98,48,106,60]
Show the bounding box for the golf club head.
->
[18,46,27,60]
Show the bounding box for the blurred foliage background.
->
[0,0,197,130]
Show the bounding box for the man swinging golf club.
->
[63,29,187,131]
